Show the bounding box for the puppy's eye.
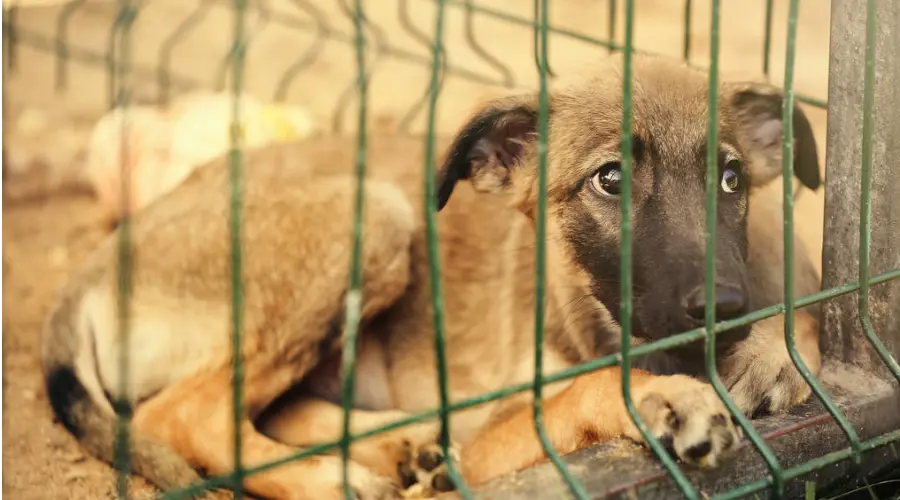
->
[590,162,622,197]
[721,162,741,194]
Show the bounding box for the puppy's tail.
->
[42,288,206,496]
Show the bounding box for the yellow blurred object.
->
[260,103,314,142]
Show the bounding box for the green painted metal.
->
[217,3,268,94]
[763,0,774,76]
[397,0,450,135]
[617,0,702,497]
[109,1,138,498]
[858,0,900,383]
[609,0,617,54]
[780,0,864,476]
[421,0,473,496]
[338,1,369,499]
[533,0,555,78]
[703,0,785,496]
[54,0,86,91]
[274,0,329,102]
[531,0,589,498]
[683,0,692,61]
[228,1,248,497]
[158,1,214,104]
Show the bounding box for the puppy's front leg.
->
[721,311,821,417]
[459,367,742,487]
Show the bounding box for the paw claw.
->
[430,468,455,493]
[665,407,682,431]
[398,462,417,489]
[398,439,459,498]
[750,395,772,419]
[415,446,445,472]
[683,441,712,463]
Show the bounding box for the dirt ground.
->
[2,0,834,498]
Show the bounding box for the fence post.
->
[821,0,900,375]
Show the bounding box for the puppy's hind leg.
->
[129,179,417,500]
[133,368,399,500]
[130,265,416,499]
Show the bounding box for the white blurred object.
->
[84,91,317,224]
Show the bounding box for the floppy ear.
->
[436,95,540,211]
[726,82,821,191]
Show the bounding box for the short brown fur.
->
[43,56,823,499]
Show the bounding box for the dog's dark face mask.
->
[435,59,821,370]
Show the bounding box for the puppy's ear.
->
[726,82,821,191]
[436,95,540,211]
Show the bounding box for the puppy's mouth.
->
[621,308,752,374]
[631,337,740,377]
[589,284,751,348]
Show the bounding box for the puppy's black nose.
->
[684,285,746,322]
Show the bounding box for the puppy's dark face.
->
[436,56,821,359]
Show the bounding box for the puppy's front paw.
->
[398,440,460,498]
[722,313,820,418]
[631,376,742,468]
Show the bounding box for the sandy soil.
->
[2,0,833,498]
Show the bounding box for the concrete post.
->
[821,0,900,376]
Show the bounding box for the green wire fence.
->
[4,0,900,499]
[109,1,136,497]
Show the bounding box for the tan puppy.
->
[43,55,823,500]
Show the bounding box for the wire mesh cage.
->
[2,1,899,499]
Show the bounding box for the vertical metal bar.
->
[3,6,18,71]
[397,0,447,134]
[533,0,555,77]
[530,0,588,497]
[332,0,386,134]
[618,1,698,497]
[229,0,248,497]
[0,26,8,496]
[158,0,212,105]
[0,15,8,492]
[702,1,785,495]
[110,1,137,497]
[273,0,330,103]
[703,0,722,388]
[682,0,692,62]
[822,0,900,383]
[858,0,900,381]
[763,0,774,77]
[55,0,86,91]
[339,1,368,498]
[462,0,515,88]
[422,1,471,496]
[608,0,617,53]
[781,0,865,473]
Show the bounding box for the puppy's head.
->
[436,56,821,358]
